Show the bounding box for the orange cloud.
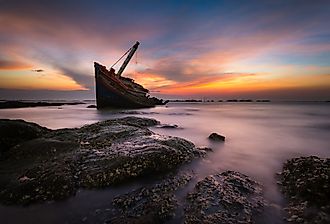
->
[128,71,177,89]
[154,73,330,96]
[0,60,32,70]
[0,70,87,91]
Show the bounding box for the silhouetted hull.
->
[94,62,168,109]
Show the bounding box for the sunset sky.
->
[0,0,329,100]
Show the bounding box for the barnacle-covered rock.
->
[109,173,192,223]
[278,156,330,224]
[184,171,267,224]
[0,117,201,205]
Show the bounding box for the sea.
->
[0,101,329,224]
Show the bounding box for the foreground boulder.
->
[184,171,267,223]
[0,117,202,205]
[278,156,330,224]
[0,119,50,156]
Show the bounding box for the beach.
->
[0,101,329,223]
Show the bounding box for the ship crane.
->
[110,41,140,76]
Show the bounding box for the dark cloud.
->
[32,69,44,72]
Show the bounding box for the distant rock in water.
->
[278,156,330,223]
[87,105,97,108]
[0,117,202,205]
[208,132,225,141]
[185,171,268,223]
[0,101,84,109]
[256,99,270,102]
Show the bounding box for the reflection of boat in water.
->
[94,41,168,109]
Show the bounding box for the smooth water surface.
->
[0,102,329,223]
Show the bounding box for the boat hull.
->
[95,62,167,109]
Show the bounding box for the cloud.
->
[0,60,32,70]
[32,69,44,72]
[0,0,329,99]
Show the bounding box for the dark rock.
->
[184,171,267,223]
[109,173,192,223]
[208,132,225,141]
[87,105,97,108]
[278,156,330,224]
[197,147,213,152]
[0,117,201,205]
[0,119,50,155]
[111,116,160,127]
[0,101,84,109]
[157,124,179,129]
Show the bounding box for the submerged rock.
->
[157,124,179,129]
[278,156,330,224]
[184,171,267,223]
[87,105,97,108]
[0,117,202,205]
[208,132,225,141]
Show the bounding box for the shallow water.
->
[0,102,329,223]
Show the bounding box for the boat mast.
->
[116,41,140,76]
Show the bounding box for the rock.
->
[110,116,160,127]
[0,119,50,156]
[197,147,213,152]
[157,124,179,129]
[87,105,97,108]
[0,101,84,109]
[109,173,192,223]
[208,132,225,141]
[278,156,330,224]
[184,171,267,223]
[0,117,202,205]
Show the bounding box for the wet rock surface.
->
[0,119,50,155]
[157,124,180,129]
[184,171,267,224]
[197,146,213,152]
[0,117,202,205]
[278,156,330,224]
[208,132,225,141]
[109,172,192,223]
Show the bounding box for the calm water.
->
[0,102,329,223]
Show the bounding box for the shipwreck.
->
[94,41,168,109]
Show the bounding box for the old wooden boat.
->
[94,41,168,109]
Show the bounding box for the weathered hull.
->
[95,62,167,109]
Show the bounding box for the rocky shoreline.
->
[0,117,329,223]
[277,156,330,224]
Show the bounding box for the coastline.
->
[0,101,85,109]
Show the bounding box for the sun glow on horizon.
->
[0,69,87,91]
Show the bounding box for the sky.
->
[0,0,329,100]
